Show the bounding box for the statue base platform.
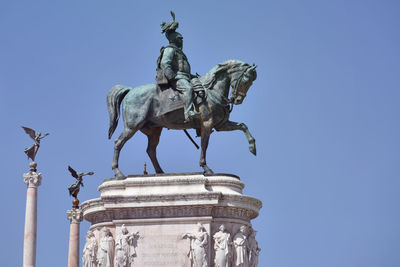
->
[81,172,262,266]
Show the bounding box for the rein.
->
[228,101,234,113]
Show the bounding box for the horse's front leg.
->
[215,120,256,155]
[200,119,214,175]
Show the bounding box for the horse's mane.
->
[201,60,249,89]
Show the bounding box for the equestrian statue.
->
[107,11,257,179]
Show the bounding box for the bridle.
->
[213,63,256,129]
[212,63,256,114]
[229,65,256,110]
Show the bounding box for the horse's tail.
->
[107,85,131,139]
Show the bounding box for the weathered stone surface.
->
[81,173,262,267]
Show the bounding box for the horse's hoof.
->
[250,146,257,156]
[114,171,126,180]
[249,140,256,156]
[203,166,214,176]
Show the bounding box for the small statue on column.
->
[22,126,49,171]
[67,165,94,208]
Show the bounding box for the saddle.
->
[154,77,205,117]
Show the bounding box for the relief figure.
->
[114,224,140,267]
[248,229,261,267]
[233,226,249,267]
[82,230,97,267]
[97,227,115,267]
[182,223,209,267]
[213,224,232,267]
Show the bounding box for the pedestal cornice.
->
[82,173,262,225]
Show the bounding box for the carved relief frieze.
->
[86,205,257,225]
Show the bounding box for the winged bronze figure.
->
[67,165,94,199]
[22,126,49,161]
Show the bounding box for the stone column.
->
[23,168,42,267]
[67,208,83,267]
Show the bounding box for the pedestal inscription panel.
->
[134,225,192,266]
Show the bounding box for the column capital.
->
[67,208,83,224]
[23,171,42,188]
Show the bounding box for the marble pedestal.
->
[81,173,262,267]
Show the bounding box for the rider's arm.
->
[160,47,175,80]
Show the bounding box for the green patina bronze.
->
[107,12,257,179]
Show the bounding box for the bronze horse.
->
[107,60,257,179]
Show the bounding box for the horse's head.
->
[230,63,257,105]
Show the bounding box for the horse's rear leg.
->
[142,127,164,174]
[200,119,214,175]
[112,127,136,180]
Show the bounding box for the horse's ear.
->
[249,64,257,80]
[249,65,257,71]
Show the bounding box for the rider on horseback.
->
[156,11,201,122]
[107,11,258,179]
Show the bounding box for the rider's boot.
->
[184,104,200,122]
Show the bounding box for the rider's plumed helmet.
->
[161,11,181,43]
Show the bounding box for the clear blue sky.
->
[1,1,399,266]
